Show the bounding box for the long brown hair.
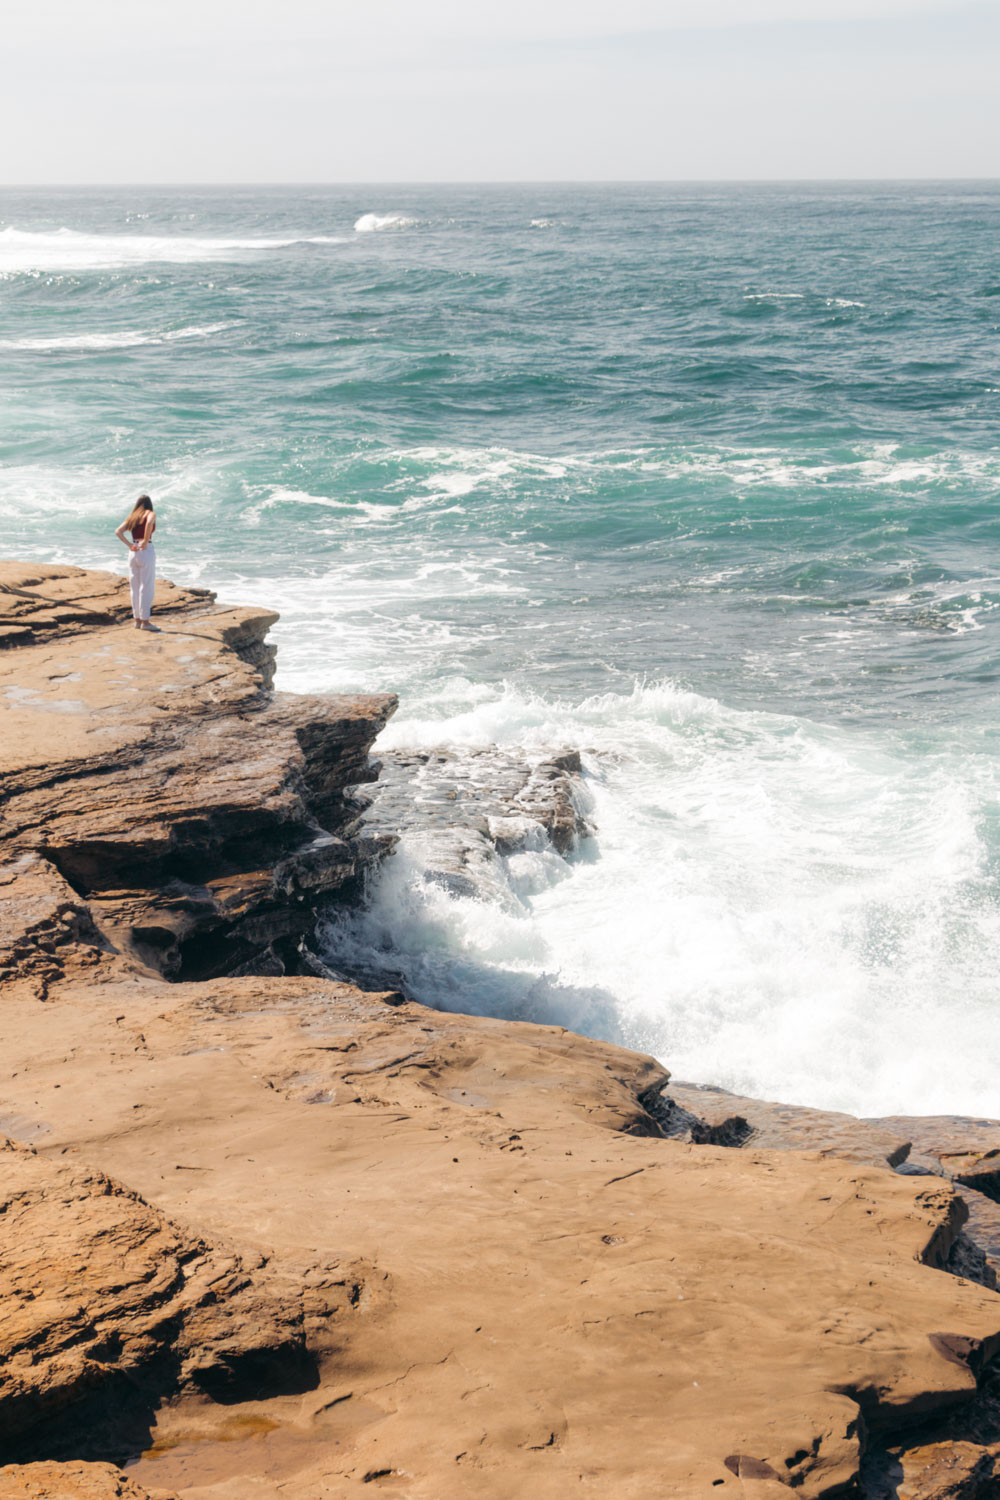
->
[125,495,153,536]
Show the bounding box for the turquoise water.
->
[3,183,1000,1114]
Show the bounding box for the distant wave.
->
[0,227,345,272]
[743,290,805,301]
[353,212,418,233]
[0,322,232,351]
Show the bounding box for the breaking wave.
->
[0,323,232,351]
[353,212,418,233]
[0,227,344,272]
[322,679,1000,1119]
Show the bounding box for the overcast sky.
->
[3,0,997,182]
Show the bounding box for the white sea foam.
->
[0,457,240,531]
[0,227,344,272]
[629,441,1000,491]
[319,678,1000,1120]
[384,439,1000,496]
[399,445,571,493]
[878,574,1000,634]
[353,212,418,233]
[0,323,232,351]
[245,488,398,525]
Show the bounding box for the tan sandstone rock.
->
[0,564,395,985]
[0,1463,175,1499]
[3,972,1000,1498]
[4,565,1000,1499]
[0,853,112,999]
[658,1079,913,1166]
[894,1439,1000,1498]
[0,1135,323,1449]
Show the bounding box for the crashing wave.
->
[353,212,418,233]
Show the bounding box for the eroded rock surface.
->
[3,972,1000,1498]
[895,1441,1000,1498]
[655,1078,913,1166]
[0,854,111,996]
[0,564,395,987]
[0,1462,175,1499]
[4,564,1000,1499]
[652,1082,1000,1299]
[0,1133,333,1460]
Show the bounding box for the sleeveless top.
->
[131,515,152,543]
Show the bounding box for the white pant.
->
[129,544,156,620]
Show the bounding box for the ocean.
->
[2,181,999,1117]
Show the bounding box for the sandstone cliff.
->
[2,565,1000,1500]
[0,562,395,987]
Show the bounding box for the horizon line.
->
[3,176,1000,190]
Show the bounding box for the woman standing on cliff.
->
[115,495,157,630]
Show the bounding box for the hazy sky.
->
[3,0,997,182]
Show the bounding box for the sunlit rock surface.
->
[3,565,1000,1499]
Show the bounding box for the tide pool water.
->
[2,182,1000,1116]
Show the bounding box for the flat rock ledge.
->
[4,973,1000,1499]
[3,565,1000,1500]
[655,1082,1000,1298]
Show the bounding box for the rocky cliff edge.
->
[2,565,1000,1500]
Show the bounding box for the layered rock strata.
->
[4,970,1000,1499]
[0,563,395,987]
[3,564,1000,1499]
[0,1137,320,1454]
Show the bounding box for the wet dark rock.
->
[362,745,593,903]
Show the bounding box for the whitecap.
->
[353,212,418,233]
[0,322,232,351]
[0,227,343,272]
[399,445,570,487]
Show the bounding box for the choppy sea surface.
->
[3,182,1000,1116]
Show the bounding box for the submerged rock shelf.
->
[2,565,1000,1500]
